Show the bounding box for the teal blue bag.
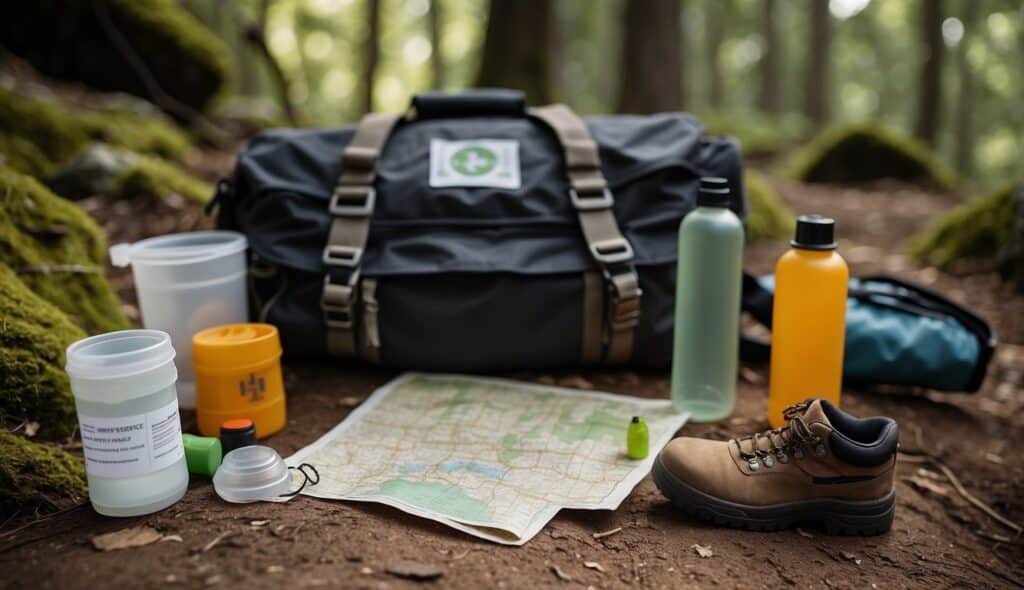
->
[741,274,996,392]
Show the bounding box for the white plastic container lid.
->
[213,446,291,503]
[111,230,247,268]
[66,330,176,381]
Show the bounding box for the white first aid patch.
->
[78,399,185,478]
[430,139,521,189]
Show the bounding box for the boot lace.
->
[732,399,823,469]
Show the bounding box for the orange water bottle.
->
[768,216,848,428]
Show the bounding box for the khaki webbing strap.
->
[321,112,402,357]
[530,104,641,364]
[581,272,604,364]
[360,278,381,363]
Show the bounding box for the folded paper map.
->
[286,373,689,545]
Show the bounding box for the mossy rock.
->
[0,87,90,171]
[0,0,228,112]
[0,263,83,441]
[0,135,56,179]
[79,107,192,161]
[116,155,213,204]
[0,432,87,513]
[745,170,795,240]
[0,167,129,334]
[909,182,1020,268]
[781,123,957,190]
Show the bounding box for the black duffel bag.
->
[215,89,747,370]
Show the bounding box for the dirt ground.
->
[2,170,1022,589]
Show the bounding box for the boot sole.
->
[652,455,895,536]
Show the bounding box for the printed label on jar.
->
[78,399,185,478]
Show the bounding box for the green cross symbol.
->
[450,146,498,176]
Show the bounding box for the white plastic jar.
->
[66,330,189,517]
[110,231,248,409]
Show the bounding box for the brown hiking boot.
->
[653,399,898,535]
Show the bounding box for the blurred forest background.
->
[182,0,1022,188]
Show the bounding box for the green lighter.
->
[627,416,649,460]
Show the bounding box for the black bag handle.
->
[411,89,526,119]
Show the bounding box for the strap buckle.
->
[321,272,360,329]
[322,244,363,268]
[589,238,634,265]
[569,187,614,211]
[329,186,376,217]
[606,268,642,332]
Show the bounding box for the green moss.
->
[115,155,213,204]
[908,182,1019,267]
[0,432,87,514]
[0,0,228,112]
[781,123,958,190]
[0,167,128,334]
[0,135,56,178]
[745,170,795,240]
[0,264,83,441]
[0,87,89,169]
[80,108,192,161]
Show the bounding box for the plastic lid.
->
[182,434,222,477]
[213,445,291,503]
[696,177,731,207]
[66,330,175,380]
[193,324,282,371]
[110,231,247,268]
[791,215,837,250]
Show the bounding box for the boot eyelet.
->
[814,444,827,457]
[748,459,760,472]
[763,456,775,468]
[777,452,789,464]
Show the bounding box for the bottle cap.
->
[182,434,222,477]
[213,445,291,503]
[696,177,731,208]
[791,215,837,250]
[220,418,258,456]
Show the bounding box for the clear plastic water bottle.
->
[670,177,745,421]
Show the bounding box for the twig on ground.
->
[899,451,1022,536]
[592,527,622,540]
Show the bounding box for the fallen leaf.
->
[583,561,606,573]
[551,564,572,582]
[904,476,949,497]
[91,526,163,551]
[558,375,594,390]
[692,544,713,558]
[386,561,445,581]
[24,421,39,438]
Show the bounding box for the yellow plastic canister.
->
[193,323,286,438]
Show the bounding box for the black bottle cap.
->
[791,215,837,250]
[697,177,731,207]
[220,418,257,456]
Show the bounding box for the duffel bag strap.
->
[529,104,641,365]
[321,112,402,358]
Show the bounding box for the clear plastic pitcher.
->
[66,330,189,516]
[111,231,248,409]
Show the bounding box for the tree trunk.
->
[428,0,444,89]
[361,0,381,114]
[758,0,781,114]
[705,0,725,108]
[616,0,682,114]
[804,0,831,128]
[953,0,979,175]
[913,0,944,146]
[475,0,554,105]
